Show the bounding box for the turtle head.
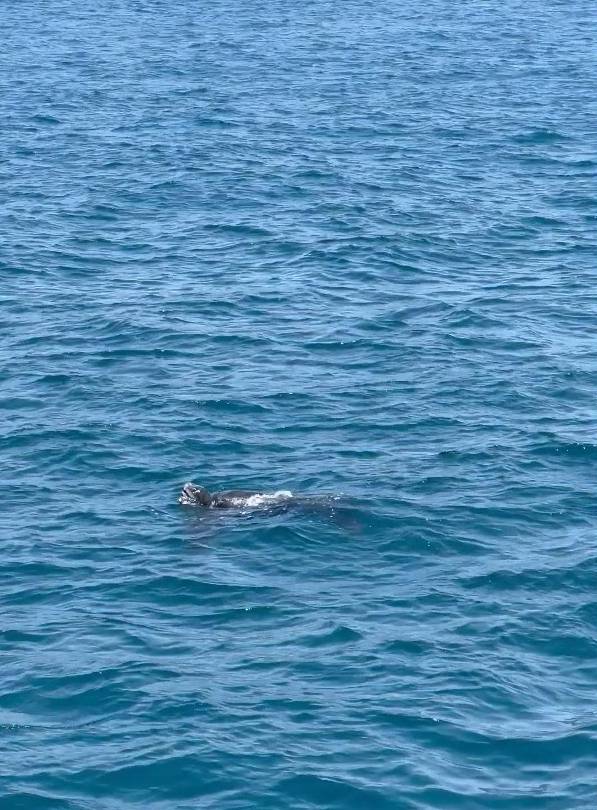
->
[179,482,212,506]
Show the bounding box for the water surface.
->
[1,1,596,808]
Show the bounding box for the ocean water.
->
[1,0,596,807]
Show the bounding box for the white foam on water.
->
[229,490,293,508]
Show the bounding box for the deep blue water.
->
[1,0,596,807]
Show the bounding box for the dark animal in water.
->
[179,482,292,508]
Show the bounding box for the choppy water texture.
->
[1,1,596,808]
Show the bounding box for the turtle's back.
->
[211,490,259,507]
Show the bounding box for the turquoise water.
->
[1,1,596,807]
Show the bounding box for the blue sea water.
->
[1,0,596,807]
